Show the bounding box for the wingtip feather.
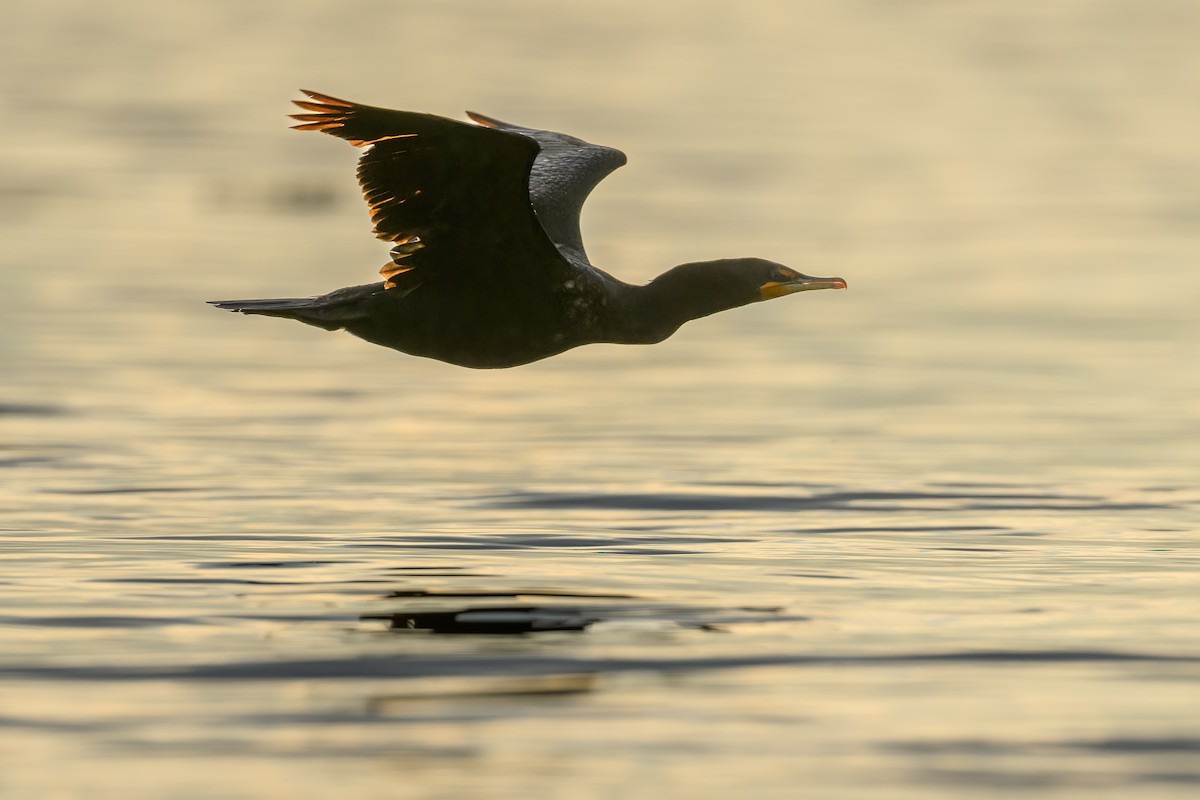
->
[466,110,521,130]
[298,89,354,107]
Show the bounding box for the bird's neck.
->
[607,262,752,345]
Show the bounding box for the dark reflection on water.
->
[799,525,1007,533]
[196,560,353,568]
[0,403,68,417]
[0,615,210,628]
[4,649,1193,683]
[367,600,801,634]
[887,737,1200,755]
[490,488,1179,512]
[47,486,210,495]
[355,534,742,553]
[385,589,635,598]
[91,577,370,585]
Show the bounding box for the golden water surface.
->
[2,1,1198,798]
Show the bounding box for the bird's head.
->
[652,257,845,313]
[745,259,848,301]
[631,258,846,341]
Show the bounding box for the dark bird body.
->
[210,91,846,368]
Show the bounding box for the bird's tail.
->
[208,283,382,331]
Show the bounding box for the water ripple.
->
[3,649,1192,682]
[488,489,1179,513]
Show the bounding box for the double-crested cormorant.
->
[209,91,847,368]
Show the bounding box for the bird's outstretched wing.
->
[290,90,569,290]
[466,111,627,267]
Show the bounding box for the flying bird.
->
[209,91,846,368]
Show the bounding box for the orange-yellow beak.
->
[759,274,848,300]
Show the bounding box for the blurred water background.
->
[2,1,1199,798]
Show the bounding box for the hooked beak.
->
[759,274,848,300]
